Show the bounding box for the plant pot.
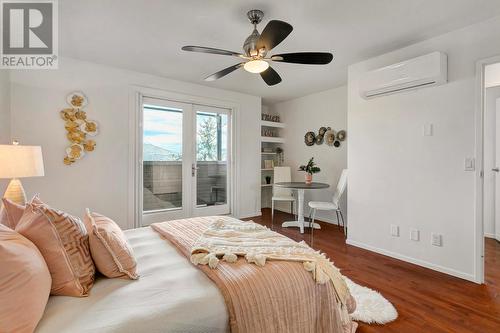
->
[305,173,313,184]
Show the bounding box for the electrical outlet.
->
[423,123,433,136]
[410,228,420,241]
[390,225,399,237]
[431,233,443,247]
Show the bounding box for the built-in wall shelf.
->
[261,120,285,128]
[261,136,285,143]
[261,184,273,187]
[261,152,277,155]
[261,168,274,171]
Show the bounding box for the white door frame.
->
[127,85,240,228]
[474,55,500,284]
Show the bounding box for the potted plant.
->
[299,157,321,184]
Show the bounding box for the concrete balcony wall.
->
[143,161,227,211]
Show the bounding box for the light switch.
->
[423,123,433,136]
[464,158,475,171]
[431,233,443,247]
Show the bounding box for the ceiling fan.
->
[181,9,334,86]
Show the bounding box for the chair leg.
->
[290,201,293,220]
[310,208,318,247]
[339,210,346,237]
[335,210,341,232]
[271,200,274,230]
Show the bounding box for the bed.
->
[35,226,229,333]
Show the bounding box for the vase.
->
[305,173,313,184]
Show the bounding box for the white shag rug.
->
[344,277,398,324]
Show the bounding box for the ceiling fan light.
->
[244,60,269,73]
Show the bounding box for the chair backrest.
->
[332,169,348,206]
[273,166,292,197]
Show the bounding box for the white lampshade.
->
[0,144,45,179]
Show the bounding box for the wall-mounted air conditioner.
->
[359,51,447,99]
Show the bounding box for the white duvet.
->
[35,227,229,333]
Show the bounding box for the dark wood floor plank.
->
[246,209,500,333]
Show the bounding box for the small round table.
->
[274,182,329,234]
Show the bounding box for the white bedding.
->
[36,227,229,333]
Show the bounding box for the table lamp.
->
[0,142,45,205]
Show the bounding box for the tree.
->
[197,116,218,161]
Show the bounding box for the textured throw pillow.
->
[84,209,139,279]
[0,224,51,333]
[16,202,95,296]
[0,198,25,229]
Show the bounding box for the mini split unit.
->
[359,51,448,99]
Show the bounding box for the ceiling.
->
[60,0,500,104]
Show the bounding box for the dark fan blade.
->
[260,66,282,86]
[182,46,244,57]
[204,63,244,81]
[271,52,333,64]
[256,20,293,52]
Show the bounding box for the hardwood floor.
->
[247,209,500,333]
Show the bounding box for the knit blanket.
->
[152,216,357,333]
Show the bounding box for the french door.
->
[140,97,231,225]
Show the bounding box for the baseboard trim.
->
[346,239,478,283]
[238,211,262,219]
[484,233,498,239]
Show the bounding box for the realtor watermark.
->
[1,0,58,69]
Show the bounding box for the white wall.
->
[485,62,500,88]
[271,86,347,224]
[8,57,261,229]
[0,70,9,144]
[483,85,500,238]
[0,70,10,192]
[348,16,500,282]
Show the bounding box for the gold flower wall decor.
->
[60,91,99,165]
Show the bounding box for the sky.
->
[143,105,228,161]
[143,106,182,154]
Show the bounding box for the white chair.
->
[308,169,348,236]
[271,167,296,228]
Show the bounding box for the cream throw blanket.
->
[190,217,351,324]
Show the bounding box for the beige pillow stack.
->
[0,195,139,333]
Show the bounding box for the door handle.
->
[192,164,199,177]
[492,168,500,172]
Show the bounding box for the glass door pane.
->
[194,107,230,215]
[142,103,183,213]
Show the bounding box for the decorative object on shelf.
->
[261,113,280,123]
[304,131,315,146]
[275,147,284,166]
[262,147,274,153]
[265,176,272,184]
[325,129,336,146]
[60,91,99,165]
[264,160,274,169]
[334,141,341,147]
[298,157,321,184]
[262,128,277,137]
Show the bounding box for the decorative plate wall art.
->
[304,126,346,148]
[60,91,99,165]
[304,131,316,146]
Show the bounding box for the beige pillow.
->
[16,203,95,296]
[0,198,25,229]
[0,224,51,333]
[84,209,139,279]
